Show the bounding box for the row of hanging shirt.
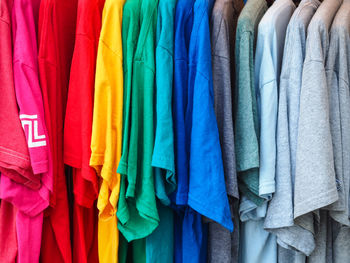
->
[0,0,350,262]
[243,0,350,262]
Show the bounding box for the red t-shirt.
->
[64,0,104,261]
[64,0,105,208]
[38,0,78,262]
[0,0,40,189]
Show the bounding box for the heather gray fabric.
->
[264,0,320,256]
[325,0,350,227]
[207,201,240,263]
[307,215,350,263]
[332,224,350,263]
[307,211,333,263]
[278,246,306,263]
[294,0,342,220]
[208,0,244,262]
[211,0,243,200]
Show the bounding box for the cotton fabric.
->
[64,0,104,260]
[264,0,320,257]
[38,0,78,262]
[117,0,159,242]
[117,0,142,260]
[325,0,350,228]
[0,200,17,263]
[0,0,37,189]
[172,0,196,261]
[234,0,266,209]
[145,0,177,262]
[7,0,53,261]
[208,0,244,262]
[90,0,125,262]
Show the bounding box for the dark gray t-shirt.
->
[208,0,244,262]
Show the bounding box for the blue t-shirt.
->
[172,0,234,262]
[172,0,195,206]
[187,0,233,232]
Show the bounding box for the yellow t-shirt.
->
[90,0,125,262]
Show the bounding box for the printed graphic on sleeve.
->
[19,114,47,148]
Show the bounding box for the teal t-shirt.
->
[234,0,267,207]
[117,0,160,242]
[146,0,177,262]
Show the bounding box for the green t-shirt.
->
[234,0,267,206]
[145,0,177,262]
[117,0,159,242]
[117,0,141,221]
[117,1,144,262]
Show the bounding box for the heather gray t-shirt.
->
[325,0,350,227]
[307,3,350,262]
[208,0,244,262]
[294,0,342,220]
[264,0,320,257]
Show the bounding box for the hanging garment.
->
[307,211,333,263]
[242,0,296,262]
[64,0,103,207]
[171,0,195,262]
[71,200,99,263]
[117,0,159,242]
[89,0,125,262]
[234,0,268,262]
[234,0,266,209]
[117,0,142,261]
[117,0,141,237]
[171,0,194,207]
[208,0,244,261]
[3,0,54,261]
[177,0,235,262]
[145,0,177,262]
[38,0,78,262]
[295,0,342,222]
[255,0,295,200]
[188,0,232,232]
[64,0,105,261]
[0,0,39,189]
[11,0,51,185]
[325,0,350,228]
[264,0,320,258]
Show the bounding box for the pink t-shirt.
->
[11,0,51,177]
[0,0,40,190]
[0,0,54,262]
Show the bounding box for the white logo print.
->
[20,114,47,148]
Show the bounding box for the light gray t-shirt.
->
[308,2,350,262]
[294,0,342,219]
[325,0,350,227]
[264,0,320,257]
[208,0,244,262]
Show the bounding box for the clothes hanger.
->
[266,0,274,7]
